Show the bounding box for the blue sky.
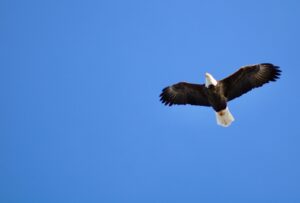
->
[1,0,300,202]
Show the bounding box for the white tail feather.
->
[216,107,235,127]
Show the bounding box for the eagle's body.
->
[159,63,281,127]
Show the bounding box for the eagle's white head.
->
[205,73,218,88]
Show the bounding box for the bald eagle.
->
[159,63,281,127]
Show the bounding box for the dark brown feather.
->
[159,82,210,106]
[219,63,281,101]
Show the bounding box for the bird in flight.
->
[159,63,281,127]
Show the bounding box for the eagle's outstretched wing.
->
[219,63,281,101]
[160,82,210,106]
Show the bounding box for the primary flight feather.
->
[159,63,281,127]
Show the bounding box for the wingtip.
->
[261,63,282,81]
[159,87,174,106]
[273,65,282,80]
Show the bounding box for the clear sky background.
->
[1,0,300,202]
